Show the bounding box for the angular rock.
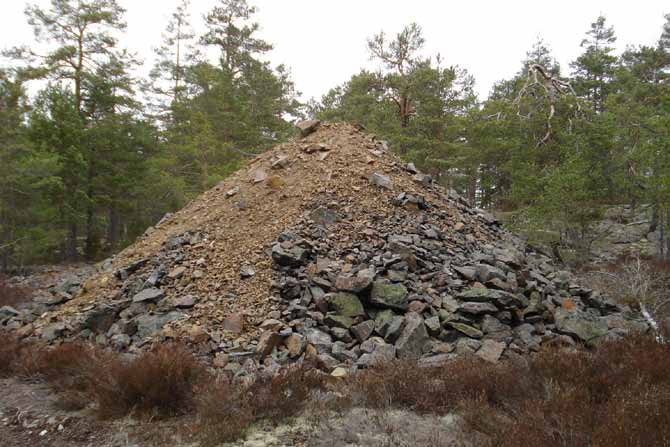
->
[458,301,499,315]
[256,331,282,359]
[135,312,186,339]
[304,328,333,354]
[310,206,339,227]
[324,313,354,329]
[132,287,165,303]
[395,312,429,360]
[272,243,309,267]
[174,294,197,309]
[285,334,306,358]
[240,265,256,279]
[222,313,244,333]
[476,340,506,363]
[168,266,186,279]
[370,172,392,189]
[335,274,373,294]
[296,119,321,137]
[450,322,483,339]
[351,320,375,343]
[370,281,408,310]
[554,308,609,345]
[425,316,441,336]
[329,292,365,317]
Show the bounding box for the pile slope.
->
[6,123,648,371]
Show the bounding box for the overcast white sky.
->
[1,0,668,100]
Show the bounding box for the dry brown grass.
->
[0,274,32,308]
[86,343,206,418]
[2,331,670,446]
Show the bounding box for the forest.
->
[1,0,669,270]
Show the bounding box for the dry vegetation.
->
[580,254,670,325]
[1,331,669,446]
[0,274,33,308]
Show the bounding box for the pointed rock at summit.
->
[296,119,321,137]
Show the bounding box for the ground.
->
[0,377,473,447]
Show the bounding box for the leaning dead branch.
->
[514,64,581,146]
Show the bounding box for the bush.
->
[87,343,206,418]
[0,332,25,377]
[0,274,32,308]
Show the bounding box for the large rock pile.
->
[5,122,648,373]
[265,189,647,370]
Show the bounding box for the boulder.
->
[554,308,609,345]
[329,292,365,317]
[335,274,373,294]
[476,340,506,363]
[351,320,375,343]
[370,281,408,310]
[296,119,321,137]
[395,312,429,360]
[304,328,333,354]
[135,312,186,339]
[271,243,309,267]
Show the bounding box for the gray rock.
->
[174,295,197,309]
[304,328,333,354]
[458,301,499,315]
[382,316,405,343]
[424,316,441,336]
[82,303,122,334]
[395,312,429,360]
[132,287,165,303]
[335,272,374,294]
[370,281,408,310]
[450,322,483,339]
[325,313,353,329]
[271,243,309,267]
[329,292,365,317]
[240,265,256,279]
[476,340,506,363]
[453,266,477,281]
[351,320,375,343]
[110,334,131,350]
[296,119,321,137]
[331,328,353,343]
[135,312,186,339]
[310,206,339,227]
[0,306,20,322]
[41,322,66,341]
[455,338,482,355]
[34,291,69,306]
[481,315,510,334]
[371,172,392,189]
[554,308,609,345]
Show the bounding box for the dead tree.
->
[514,64,581,146]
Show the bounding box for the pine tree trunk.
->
[107,207,120,250]
[84,162,96,260]
[67,222,78,261]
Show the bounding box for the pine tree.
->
[201,0,272,75]
[571,15,617,113]
[149,0,199,111]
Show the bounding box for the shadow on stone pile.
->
[8,121,648,377]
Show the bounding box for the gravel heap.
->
[5,122,648,374]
